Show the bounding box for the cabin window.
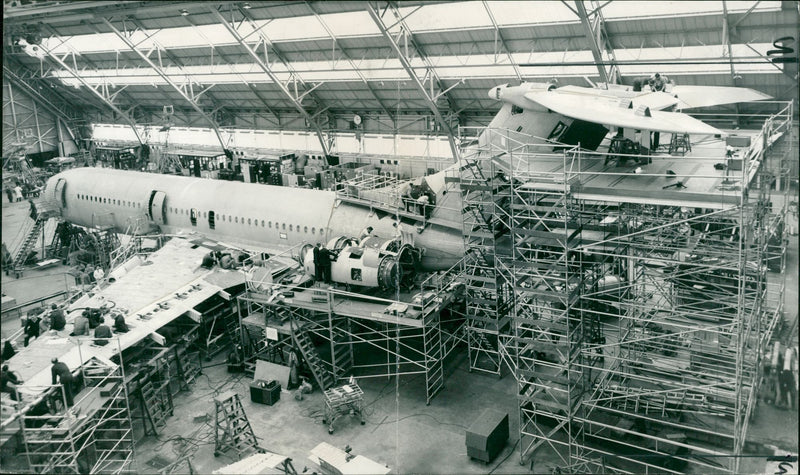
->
[247,218,251,225]
[209,211,216,229]
[235,216,238,223]
[268,221,272,228]
[289,224,293,231]
[304,226,308,233]
[311,227,315,234]
[261,220,265,227]
[282,223,286,230]
[190,208,197,226]
[169,207,173,213]
[203,211,206,219]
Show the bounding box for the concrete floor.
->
[2,189,798,474]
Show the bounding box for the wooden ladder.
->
[213,391,261,459]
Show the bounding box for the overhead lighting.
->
[180,8,189,16]
[242,2,251,9]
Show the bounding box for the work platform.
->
[238,259,465,405]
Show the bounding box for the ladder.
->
[292,328,335,390]
[11,213,48,271]
[669,133,692,155]
[213,391,260,459]
[138,366,174,436]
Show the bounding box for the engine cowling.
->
[302,236,419,289]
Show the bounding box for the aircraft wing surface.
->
[671,85,772,109]
[524,91,725,135]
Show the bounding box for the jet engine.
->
[302,236,420,289]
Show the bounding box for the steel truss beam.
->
[366,2,460,161]
[101,18,228,151]
[304,1,396,122]
[31,40,144,145]
[209,5,330,155]
[482,1,523,82]
[574,0,620,85]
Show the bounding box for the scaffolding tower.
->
[237,267,464,404]
[458,101,791,474]
[18,339,135,474]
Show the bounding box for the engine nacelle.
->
[488,81,558,111]
[302,236,419,289]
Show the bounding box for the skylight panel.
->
[487,1,579,26]
[399,2,492,31]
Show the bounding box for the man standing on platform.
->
[318,246,332,284]
[51,358,74,407]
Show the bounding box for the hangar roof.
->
[3,1,797,130]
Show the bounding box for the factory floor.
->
[2,194,798,474]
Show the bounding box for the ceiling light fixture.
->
[242,2,251,9]
[180,8,189,16]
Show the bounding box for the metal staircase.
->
[292,328,335,391]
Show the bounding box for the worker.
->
[779,348,796,410]
[649,72,668,92]
[92,266,105,283]
[416,193,429,217]
[1,365,23,401]
[28,199,37,221]
[1,340,15,362]
[5,186,13,203]
[13,184,23,202]
[318,246,332,284]
[23,311,42,346]
[227,345,244,373]
[312,243,322,281]
[85,264,95,283]
[93,323,112,346]
[86,308,103,329]
[359,227,373,244]
[49,304,66,331]
[70,311,89,337]
[50,358,74,406]
[287,346,300,390]
[113,313,129,333]
[1,243,10,275]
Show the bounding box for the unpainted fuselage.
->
[43,167,464,271]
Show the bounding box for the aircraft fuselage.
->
[44,168,464,271]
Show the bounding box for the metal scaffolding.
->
[18,338,135,474]
[237,264,464,405]
[458,101,792,474]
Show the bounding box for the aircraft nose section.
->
[489,84,508,101]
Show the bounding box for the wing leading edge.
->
[524,91,725,136]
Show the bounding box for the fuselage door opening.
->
[149,191,168,226]
[208,210,216,229]
[53,178,67,208]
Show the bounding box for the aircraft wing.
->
[630,91,683,111]
[524,91,725,135]
[671,85,772,109]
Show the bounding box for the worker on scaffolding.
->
[28,199,37,221]
[49,304,66,332]
[70,310,90,337]
[1,365,23,401]
[23,310,42,346]
[51,358,75,407]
